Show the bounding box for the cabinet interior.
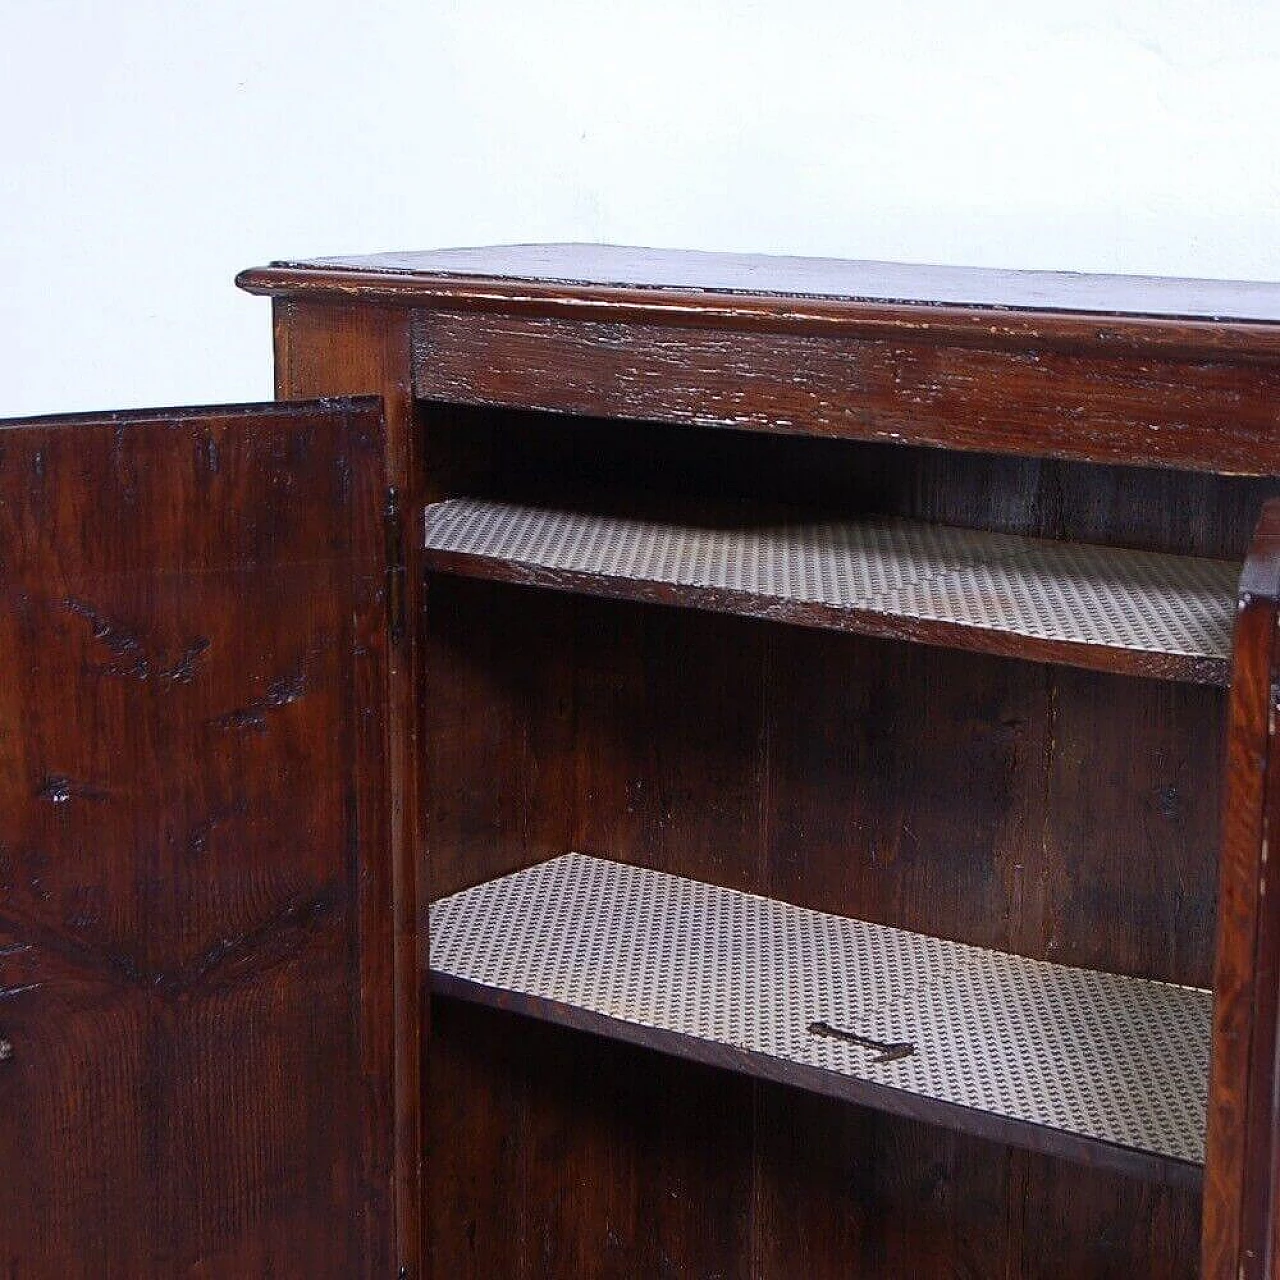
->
[417,401,1269,1277]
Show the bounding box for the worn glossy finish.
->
[253,243,1280,318]
[0,401,395,1277]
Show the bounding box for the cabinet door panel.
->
[0,401,395,1278]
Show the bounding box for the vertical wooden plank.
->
[1203,500,1280,1280]
[426,1002,754,1280]
[424,1001,528,1280]
[272,300,423,1276]
[1012,1157,1199,1280]
[509,1019,752,1280]
[1039,670,1223,987]
[764,630,1047,949]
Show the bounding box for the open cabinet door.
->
[0,401,398,1277]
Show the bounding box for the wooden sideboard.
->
[2,244,1278,1277]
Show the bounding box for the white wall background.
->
[2,0,1278,418]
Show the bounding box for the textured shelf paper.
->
[430,854,1210,1169]
[422,499,1239,678]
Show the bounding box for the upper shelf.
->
[421,498,1239,685]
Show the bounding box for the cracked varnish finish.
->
[0,401,394,1277]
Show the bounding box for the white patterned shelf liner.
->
[430,853,1210,1166]
[422,499,1239,664]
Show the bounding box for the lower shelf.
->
[428,853,1210,1188]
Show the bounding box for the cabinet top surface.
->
[244,242,1280,325]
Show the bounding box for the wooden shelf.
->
[420,499,1239,684]
[429,854,1210,1188]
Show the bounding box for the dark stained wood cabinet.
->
[3,245,1279,1277]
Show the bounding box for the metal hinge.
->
[384,486,406,646]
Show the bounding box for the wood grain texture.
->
[237,242,1280,362]
[1203,500,1280,1280]
[420,577,576,906]
[425,1000,752,1280]
[748,1088,1016,1279]
[1039,669,1223,986]
[413,311,1280,475]
[752,1091,1200,1280]
[0,401,394,1277]
[762,633,1047,952]
[569,593,768,893]
[271,301,423,1277]
[456,405,1275,561]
